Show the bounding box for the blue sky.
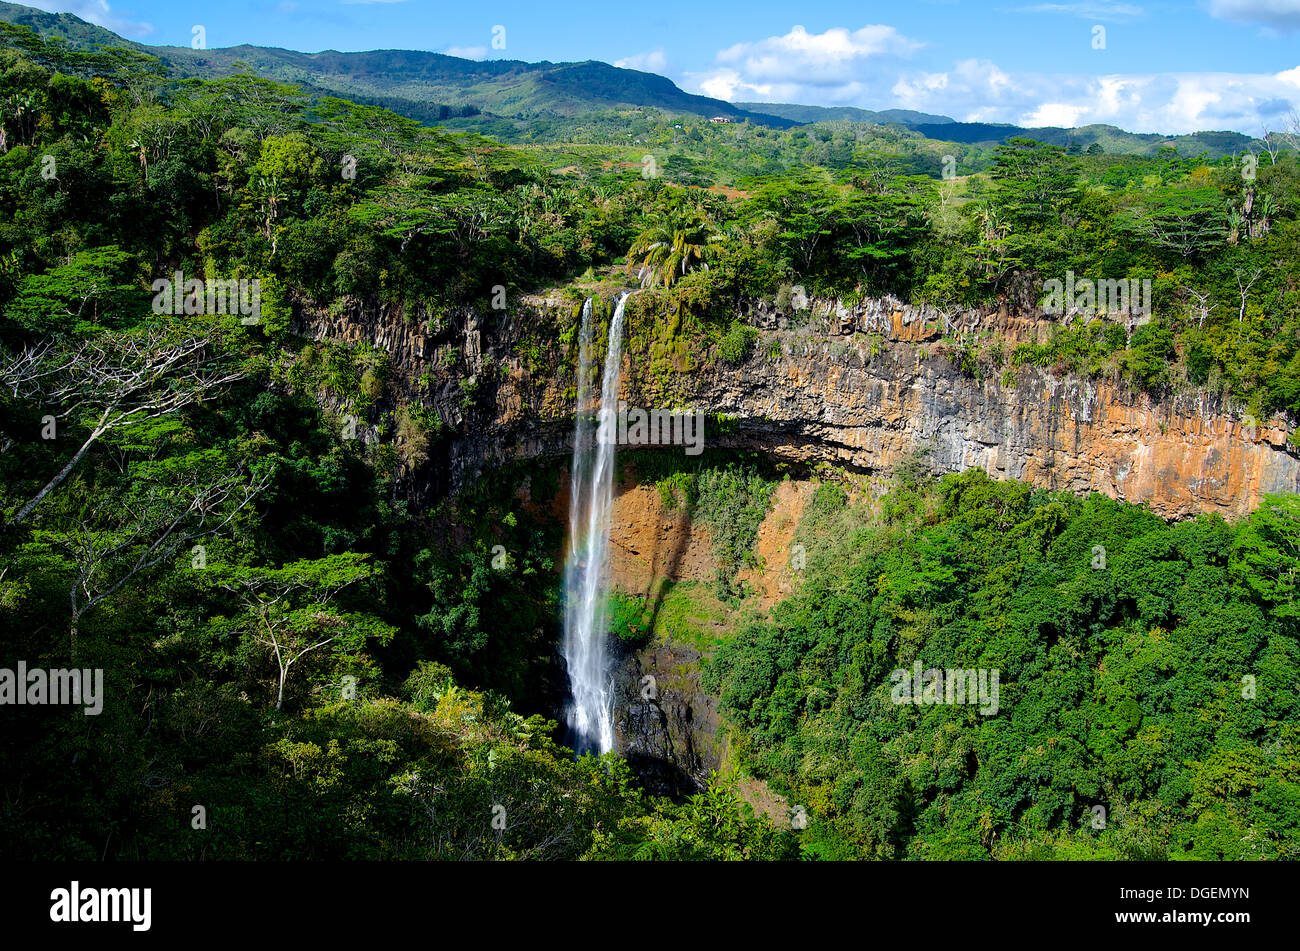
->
[27,1,1300,134]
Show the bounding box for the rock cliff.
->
[294,292,1299,519]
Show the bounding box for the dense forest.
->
[709,471,1300,859]
[0,20,1297,861]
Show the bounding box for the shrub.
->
[695,465,776,597]
[656,470,697,509]
[717,320,759,366]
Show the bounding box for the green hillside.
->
[741,99,1258,158]
[737,101,953,126]
[0,3,1298,868]
[0,1,792,126]
[911,120,1257,158]
[0,0,124,46]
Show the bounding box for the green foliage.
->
[656,470,697,509]
[255,274,292,337]
[4,246,145,337]
[587,771,799,860]
[1,21,1297,865]
[1123,322,1177,392]
[608,591,652,647]
[695,465,776,597]
[716,320,758,366]
[1009,319,1128,376]
[626,204,723,288]
[706,469,1300,860]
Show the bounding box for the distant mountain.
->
[0,0,123,46]
[740,99,1256,157]
[0,2,1256,154]
[0,1,795,127]
[737,102,954,126]
[154,48,796,125]
[912,121,1255,157]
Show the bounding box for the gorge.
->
[291,289,1300,791]
[4,0,1299,869]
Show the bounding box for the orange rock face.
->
[296,295,1299,520]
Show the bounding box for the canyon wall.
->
[295,291,1300,792]
[294,292,1300,519]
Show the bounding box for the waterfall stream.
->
[561,293,628,755]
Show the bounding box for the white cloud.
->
[614,50,669,72]
[890,59,1300,132]
[25,0,153,38]
[712,24,923,85]
[687,23,922,105]
[695,69,773,101]
[1207,0,1300,31]
[444,46,488,60]
[1023,101,1089,126]
[682,23,1299,134]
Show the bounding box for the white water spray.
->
[561,293,628,755]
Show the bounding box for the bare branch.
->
[1,327,245,530]
[61,463,271,657]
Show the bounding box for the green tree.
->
[4,246,145,336]
[626,205,723,288]
[1231,494,1300,622]
[212,552,394,710]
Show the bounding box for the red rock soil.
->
[521,465,820,821]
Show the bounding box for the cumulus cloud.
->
[1207,0,1300,31]
[682,22,1299,134]
[26,0,153,38]
[686,23,922,104]
[714,24,922,84]
[614,50,669,72]
[890,58,1300,132]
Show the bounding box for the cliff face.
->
[294,293,1300,519]
[611,640,722,799]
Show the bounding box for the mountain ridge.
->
[0,1,794,126]
[0,1,1259,152]
[739,100,1258,155]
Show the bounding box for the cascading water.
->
[561,293,629,755]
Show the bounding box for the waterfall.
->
[561,293,628,755]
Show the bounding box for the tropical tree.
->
[0,325,245,530]
[1119,186,1227,261]
[626,206,723,288]
[53,454,269,657]
[1231,494,1300,622]
[745,174,839,278]
[212,552,393,710]
[835,176,934,292]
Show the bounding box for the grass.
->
[609,579,734,654]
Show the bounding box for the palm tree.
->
[249,174,288,253]
[626,206,724,288]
